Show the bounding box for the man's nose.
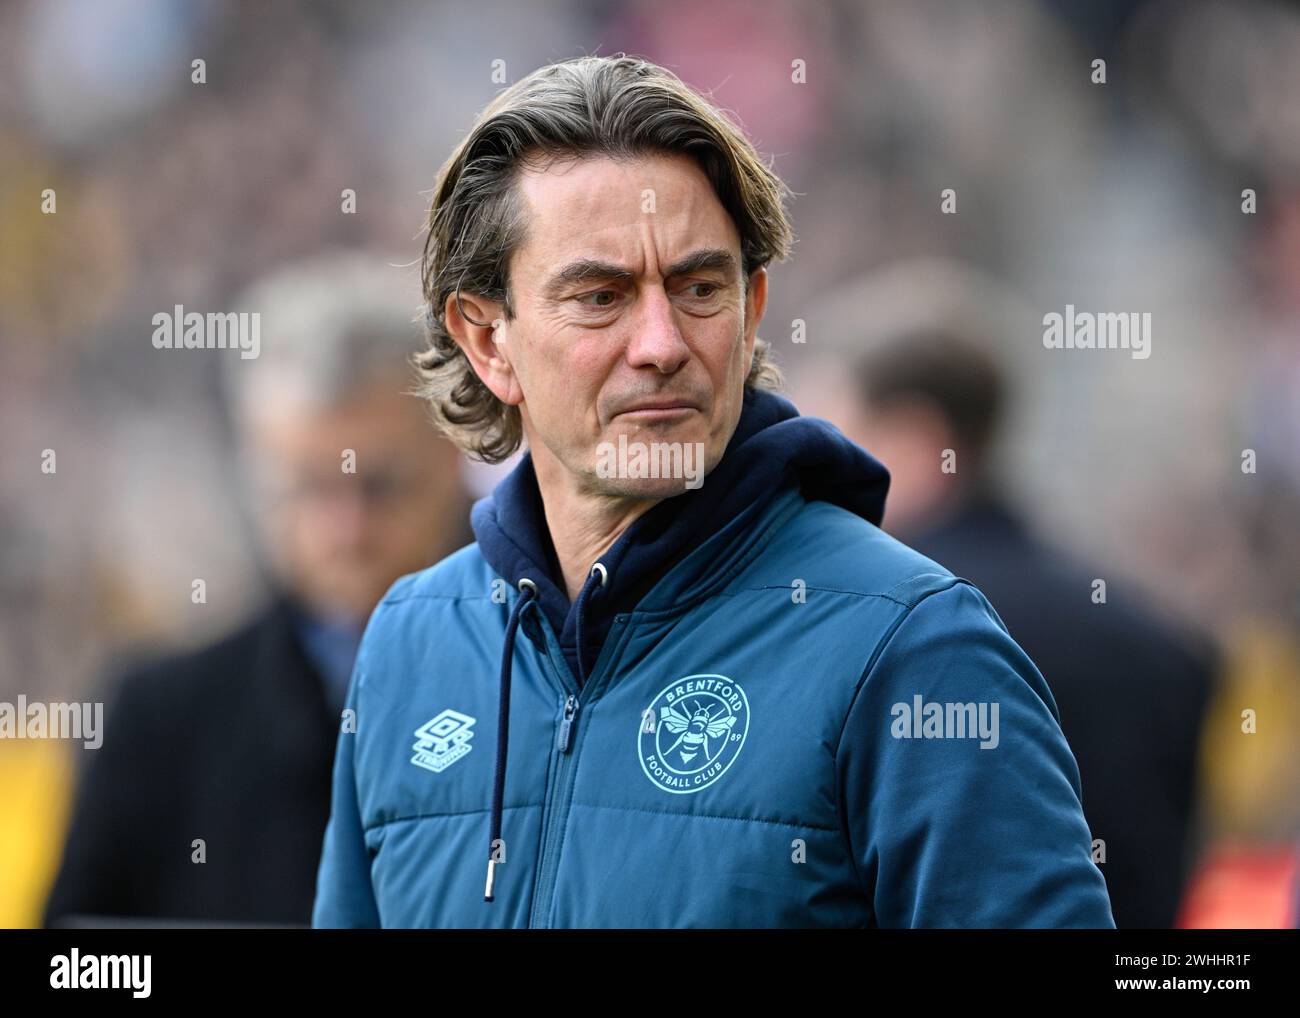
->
[625,286,690,373]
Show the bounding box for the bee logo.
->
[639,674,749,794]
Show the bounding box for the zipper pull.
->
[556,695,579,753]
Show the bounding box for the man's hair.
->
[225,249,423,432]
[856,330,1007,470]
[415,54,795,463]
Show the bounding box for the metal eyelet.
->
[590,563,608,588]
[517,577,538,595]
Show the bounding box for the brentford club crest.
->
[639,674,749,794]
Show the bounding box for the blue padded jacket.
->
[312,389,1115,928]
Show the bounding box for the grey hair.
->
[416,53,795,463]
[225,250,424,430]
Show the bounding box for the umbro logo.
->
[411,709,477,774]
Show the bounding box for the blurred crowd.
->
[1,0,1298,927]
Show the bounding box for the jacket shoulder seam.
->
[833,577,973,752]
[624,579,959,622]
[378,592,492,607]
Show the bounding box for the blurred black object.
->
[42,596,336,927]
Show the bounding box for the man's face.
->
[486,151,767,498]
[247,377,466,623]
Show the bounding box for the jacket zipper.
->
[556,694,578,752]
[527,615,629,928]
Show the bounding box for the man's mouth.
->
[613,400,701,423]
[613,403,696,421]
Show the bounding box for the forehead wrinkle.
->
[518,154,741,299]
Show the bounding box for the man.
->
[44,252,469,926]
[828,325,1217,928]
[313,55,1115,928]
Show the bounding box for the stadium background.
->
[1,0,1298,927]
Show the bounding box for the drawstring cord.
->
[573,562,608,687]
[484,577,536,902]
[483,562,607,904]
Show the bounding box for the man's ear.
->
[742,266,769,371]
[444,290,523,406]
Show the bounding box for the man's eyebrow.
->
[541,248,740,300]
[542,260,635,301]
[663,248,739,281]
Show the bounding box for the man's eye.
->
[684,283,719,299]
[577,290,619,307]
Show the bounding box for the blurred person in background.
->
[814,325,1218,929]
[42,252,471,926]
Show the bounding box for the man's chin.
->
[591,431,712,494]
[591,475,701,501]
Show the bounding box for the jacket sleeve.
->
[312,666,381,928]
[836,579,1115,928]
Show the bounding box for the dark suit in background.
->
[43,595,338,926]
[911,493,1218,929]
